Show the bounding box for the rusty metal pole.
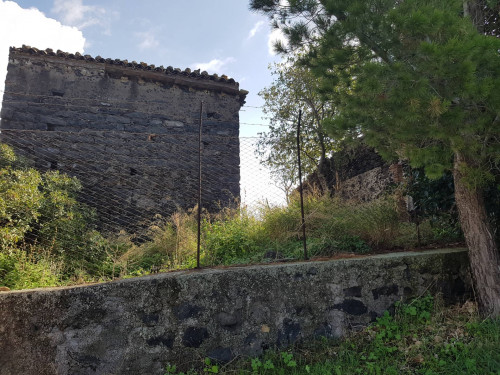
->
[197,101,203,269]
[296,109,308,260]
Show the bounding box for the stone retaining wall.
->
[0,248,470,374]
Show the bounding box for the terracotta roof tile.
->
[10,45,241,88]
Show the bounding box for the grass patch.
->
[0,248,61,289]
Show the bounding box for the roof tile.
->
[11,45,243,92]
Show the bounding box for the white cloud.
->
[247,20,264,40]
[83,39,93,49]
[135,30,160,51]
[0,1,85,113]
[267,27,287,56]
[191,57,236,74]
[52,0,108,31]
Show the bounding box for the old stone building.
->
[0,45,247,230]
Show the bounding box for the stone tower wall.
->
[0,46,247,230]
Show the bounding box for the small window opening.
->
[51,90,64,97]
[49,161,58,170]
[130,168,138,176]
[47,124,56,131]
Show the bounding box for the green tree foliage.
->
[0,144,110,285]
[257,57,339,199]
[251,0,500,316]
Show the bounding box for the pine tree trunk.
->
[453,152,500,317]
[463,0,487,33]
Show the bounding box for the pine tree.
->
[251,0,500,316]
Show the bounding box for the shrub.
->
[0,167,44,249]
[0,249,61,289]
[0,144,115,284]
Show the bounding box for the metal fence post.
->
[197,101,203,269]
[296,109,308,260]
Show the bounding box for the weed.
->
[0,248,61,289]
[203,208,268,265]
[203,358,219,374]
[164,363,197,375]
[250,358,275,374]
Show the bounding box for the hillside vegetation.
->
[0,143,470,290]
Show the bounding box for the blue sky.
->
[0,0,283,135]
[0,0,287,205]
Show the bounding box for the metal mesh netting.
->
[0,101,295,274]
[0,130,285,226]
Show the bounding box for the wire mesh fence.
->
[1,91,446,287]
[0,130,288,226]
[0,96,302,280]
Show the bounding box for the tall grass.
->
[262,194,402,249]
[108,192,462,278]
[117,211,199,275]
[203,206,268,265]
[1,193,463,290]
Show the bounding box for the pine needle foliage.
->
[250,0,500,316]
